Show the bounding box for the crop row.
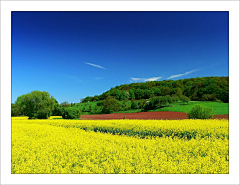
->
[15,118,229,140]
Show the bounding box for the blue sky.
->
[11,11,229,103]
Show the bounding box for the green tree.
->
[165,95,173,106]
[171,94,179,103]
[161,86,171,96]
[52,102,61,116]
[176,88,183,97]
[120,91,128,100]
[129,90,135,100]
[11,103,23,116]
[134,89,144,100]
[152,87,161,96]
[55,106,65,116]
[131,101,139,109]
[115,90,121,100]
[93,95,99,101]
[138,99,145,109]
[62,107,81,119]
[15,91,56,119]
[122,100,131,111]
[60,101,69,107]
[143,89,153,99]
[102,96,121,114]
[180,95,191,104]
[142,100,152,111]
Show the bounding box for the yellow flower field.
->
[11,117,229,174]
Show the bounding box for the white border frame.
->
[1,1,239,184]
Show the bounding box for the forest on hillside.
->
[82,76,229,103]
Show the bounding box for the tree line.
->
[12,91,191,118]
[82,76,229,103]
[11,76,228,119]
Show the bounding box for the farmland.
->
[73,100,228,115]
[11,117,229,174]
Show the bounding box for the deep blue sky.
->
[11,11,229,103]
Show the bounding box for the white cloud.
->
[167,68,201,79]
[84,62,106,69]
[131,78,144,81]
[131,76,162,82]
[145,77,162,81]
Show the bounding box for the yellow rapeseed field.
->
[11,117,229,174]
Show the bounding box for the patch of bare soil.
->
[213,114,229,119]
[81,111,229,120]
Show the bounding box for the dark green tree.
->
[134,89,144,100]
[11,103,23,116]
[180,95,191,104]
[171,94,179,103]
[131,101,139,109]
[15,91,56,119]
[102,96,121,114]
[143,89,154,99]
[161,86,171,96]
[138,99,145,109]
[152,87,161,96]
[93,95,99,101]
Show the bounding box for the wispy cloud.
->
[131,76,162,82]
[167,68,201,79]
[84,62,106,69]
[145,77,162,81]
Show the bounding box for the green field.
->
[74,101,228,115]
[149,101,229,115]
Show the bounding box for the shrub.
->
[102,96,121,114]
[62,107,81,119]
[187,104,214,119]
[131,101,139,109]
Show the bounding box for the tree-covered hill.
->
[82,76,229,103]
